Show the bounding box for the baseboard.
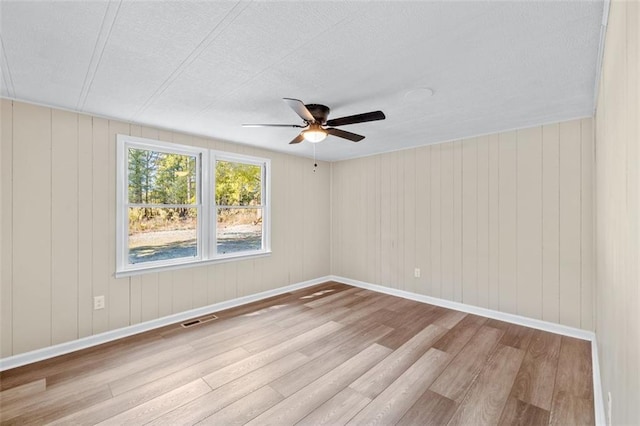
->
[0,274,606,425]
[329,275,606,426]
[0,276,331,372]
[330,275,593,339]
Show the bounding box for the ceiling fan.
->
[243,98,386,144]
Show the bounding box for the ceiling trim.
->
[0,36,16,98]
[129,1,252,122]
[76,0,122,110]
[592,0,611,113]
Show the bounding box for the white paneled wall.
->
[331,118,594,330]
[594,1,640,424]
[0,100,330,357]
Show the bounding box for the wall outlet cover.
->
[94,295,105,310]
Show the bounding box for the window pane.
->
[217,208,262,254]
[215,160,261,206]
[128,148,197,205]
[128,207,197,264]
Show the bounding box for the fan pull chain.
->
[313,144,318,172]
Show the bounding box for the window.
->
[117,135,270,276]
[215,158,264,255]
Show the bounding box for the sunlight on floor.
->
[300,289,335,300]
[243,304,288,317]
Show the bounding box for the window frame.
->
[116,134,271,277]
[210,151,271,260]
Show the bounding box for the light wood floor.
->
[0,282,595,425]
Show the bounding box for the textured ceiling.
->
[0,1,605,161]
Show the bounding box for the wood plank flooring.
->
[0,282,595,425]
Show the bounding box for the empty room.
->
[0,0,638,425]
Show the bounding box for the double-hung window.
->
[116,135,270,276]
[214,156,265,255]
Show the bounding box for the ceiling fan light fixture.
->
[303,130,327,143]
[302,127,327,143]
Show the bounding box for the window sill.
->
[114,250,272,278]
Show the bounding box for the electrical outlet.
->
[414,268,421,278]
[607,391,612,425]
[94,295,105,310]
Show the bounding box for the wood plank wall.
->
[0,100,331,357]
[594,0,640,424]
[331,117,594,331]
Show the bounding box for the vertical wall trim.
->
[49,109,53,343]
[76,114,80,340]
[10,99,14,355]
[329,162,333,274]
[580,121,584,329]
[591,118,597,333]
[557,125,561,321]
[497,138,501,311]
[515,132,519,313]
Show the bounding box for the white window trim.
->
[116,134,271,278]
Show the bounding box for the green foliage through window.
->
[128,148,196,205]
[118,135,270,274]
[215,161,261,206]
[128,148,197,222]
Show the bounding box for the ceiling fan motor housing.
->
[305,104,330,124]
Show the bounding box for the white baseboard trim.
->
[330,275,593,339]
[330,275,606,426]
[0,276,331,372]
[0,274,606,426]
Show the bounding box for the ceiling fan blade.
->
[283,98,315,123]
[326,110,386,127]
[242,123,305,128]
[326,127,365,142]
[289,133,305,144]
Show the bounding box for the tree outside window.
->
[117,135,270,276]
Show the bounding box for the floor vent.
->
[181,314,218,328]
